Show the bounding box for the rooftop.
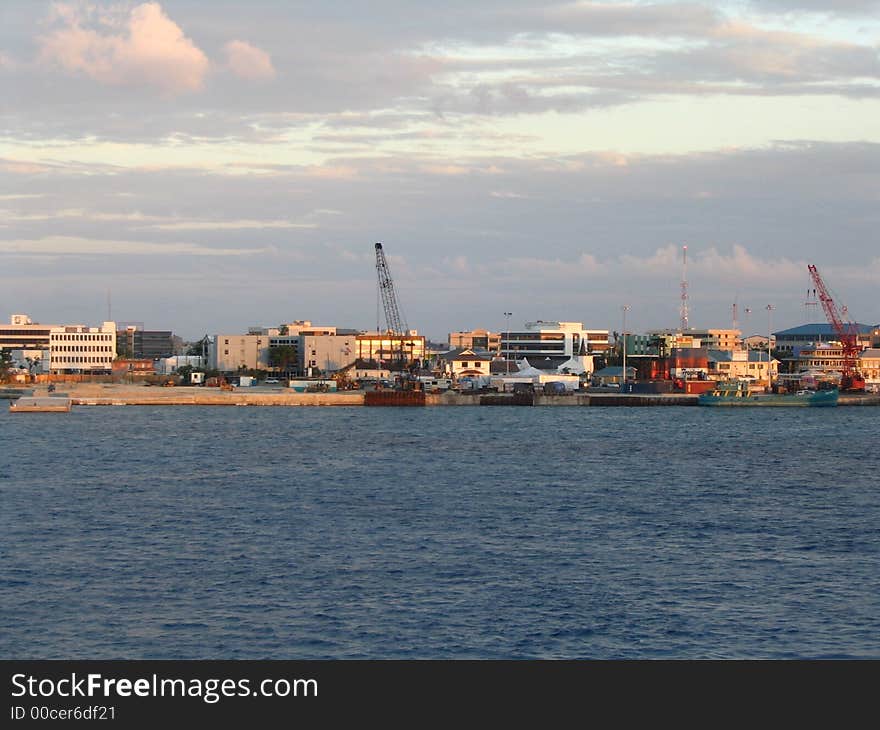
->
[774,323,876,337]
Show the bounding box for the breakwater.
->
[5,385,880,407]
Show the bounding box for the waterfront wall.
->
[71,391,364,406]
[10,384,880,407]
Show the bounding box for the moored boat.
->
[698,381,838,407]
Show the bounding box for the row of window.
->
[54,345,113,353]
[52,356,113,364]
[716,363,766,370]
[51,333,113,342]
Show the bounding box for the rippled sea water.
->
[1,405,878,658]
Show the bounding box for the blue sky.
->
[1,1,879,340]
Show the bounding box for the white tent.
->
[556,354,594,375]
[515,358,546,377]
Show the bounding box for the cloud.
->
[147,219,314,231]
[535,1,722,37]
[750,0,880,13]
[224,40,276,81]
[38,2,209,95]
[0,235,264,257]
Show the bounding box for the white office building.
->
[49,322,117,374]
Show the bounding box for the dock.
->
[9,397,73,413]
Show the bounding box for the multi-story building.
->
[647,328,742,352]
[355,331,425,368]
[448,329,501,355]
[0,314,58,350]
[116,323,174,359]
[211,333,270,372]
[300,332,357,375]
[708,349,778,382]
[266,322,359,376]
[773,323,875,354]
[500,321,609,370]
[687,328,742,351]
[785,344,880,389]
[860,349,880,391]
[49,322,117,374]
[621,333,654,356]
[2,314,118,374]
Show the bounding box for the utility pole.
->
[680,245,689,332]
[504,312,512,375]
[766,304,774,388]
[621,305,630,386]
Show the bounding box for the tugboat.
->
[698,381,838,407]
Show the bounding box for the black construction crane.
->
[374,242,411,375]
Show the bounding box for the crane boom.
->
[375,242,407,336]
[806,264,864,391]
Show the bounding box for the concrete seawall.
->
[10,384,878,407]
[68,389,364,406]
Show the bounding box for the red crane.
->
[806,264,865,391]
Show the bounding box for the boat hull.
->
[698,390,838,407]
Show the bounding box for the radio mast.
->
[679,245,689,332]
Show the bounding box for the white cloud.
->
[0,235,263,257]
[147,219,314,231]
[38,2,210,95]
[224,40,276,81]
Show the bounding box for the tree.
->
[0,349,12,381]
[267,345,298,372]
[176,364,195,382]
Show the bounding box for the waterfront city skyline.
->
[2,1,879,341]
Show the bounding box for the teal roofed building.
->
[773,323,877,354]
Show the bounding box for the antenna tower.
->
[679,245,689,331]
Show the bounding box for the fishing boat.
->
[698,381,838,407]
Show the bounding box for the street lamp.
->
[503,312,512,375]
[621,305,631,387]
[766,304,774,389]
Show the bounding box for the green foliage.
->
[268,345,298,370]
[0,348,12,380]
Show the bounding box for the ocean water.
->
[1,405,878,659]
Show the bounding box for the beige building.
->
[0,314,59,351]
[49,322,117,373]
[301,333,356,375]
[651,328,744,351]
[355,331,425,367]
[860,349,880,391]
[691,328,742,350]
[438,348,495,377]
[709,349,778,383]
[448,329,501,355]
[211,333,269,372]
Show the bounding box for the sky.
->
[1,1,879,341]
